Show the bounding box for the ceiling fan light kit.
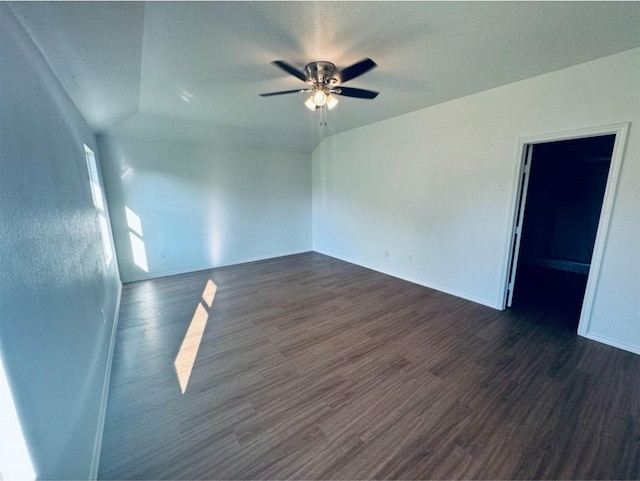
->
[312,90,327,106]
[260,58,379,118]
[304,89,339,111]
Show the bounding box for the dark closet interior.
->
[511,134,615,330]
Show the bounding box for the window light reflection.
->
[84,144,112,266]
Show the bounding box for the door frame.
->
[500,123,629,337]
[504,143,534,308]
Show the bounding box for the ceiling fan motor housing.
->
[305,61,339,88]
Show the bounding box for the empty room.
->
[1,1,639,479]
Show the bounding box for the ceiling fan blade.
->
[334,87,379,99]
[272,60,309,82]
[259,89,310,97]
[336,58,377,84]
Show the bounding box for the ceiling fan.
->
[259,58,379,111]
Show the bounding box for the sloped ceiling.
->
[8,1,640,152]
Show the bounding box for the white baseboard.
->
[314,252,640,356]
[121,249,313,283]
[89,281,122,479]
[581,331,640,355]
[313,250,499,310]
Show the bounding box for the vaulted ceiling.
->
[8,1,640,152]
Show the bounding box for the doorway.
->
[503,124,628,335]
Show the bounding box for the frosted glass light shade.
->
[304,96,316,111]
[326,95,339,110]
[313,90,327,106]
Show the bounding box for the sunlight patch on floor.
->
[201,279,217,308]
[174,280,217,394]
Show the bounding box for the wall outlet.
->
[159,251,166,260]
[384,250,390,258]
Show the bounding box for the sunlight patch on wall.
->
[129,232,149,273]
[207,228,222,266]
[174,280,217,394]
[119,156,133,180]
[0,356,36,481]
[125,206,143,237]
[125,206,148,272]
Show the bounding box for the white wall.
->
[313,48,640,354]
[98,136,312,282]
[0,5,121,479]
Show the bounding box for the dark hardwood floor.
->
[98,252,640,479]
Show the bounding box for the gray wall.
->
[98,136,311,282]
[0,5,121,478]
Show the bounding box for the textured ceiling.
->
[8,1,640,152]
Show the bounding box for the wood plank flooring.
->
[98,252,640,479]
